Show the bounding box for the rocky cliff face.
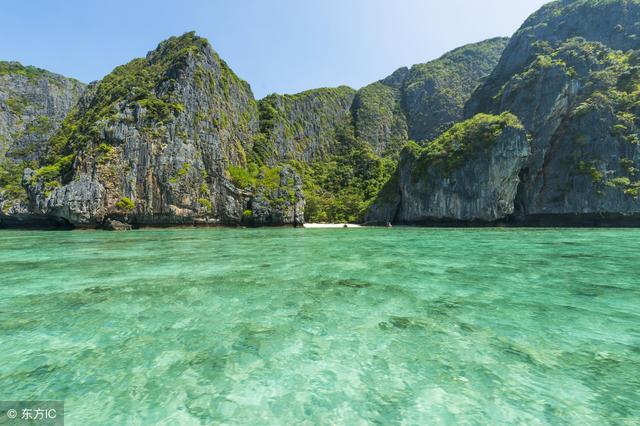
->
[366,113,529,224]
[465,0,640,224]
[351,38,509,156]
[297,38,509,222]
[352,69,409,156]
[369,0,640,226]
[402,38,509,142]
[0,62,85,224]
[0,31,509,228]
[252,87,356,164]
[18,33,304,228]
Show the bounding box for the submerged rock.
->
[102,218,132,231]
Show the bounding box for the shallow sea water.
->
[1,227,639,425]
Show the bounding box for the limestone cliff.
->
[466,0,640,224]
[0,31,509,227]
[351,38,509,156]
[252,86,356,164]
[292,38,509,222]
[20,33,303,228]
[366,113,530,224]
[0,62,85,225]
[369,0,640,226]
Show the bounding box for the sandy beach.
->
[303,223,364,228]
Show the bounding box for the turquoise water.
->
[1,228,639,425]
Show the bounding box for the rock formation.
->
[0,61,85,226]
[11,1,639,228]
[368,0,640,226]
[465,0,640,225]
[1,31,506,228]
[366,113,530,224]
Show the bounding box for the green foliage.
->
[40,32,212,167]
[198,198,213,210]
[177,162,190,177]
[228,163,281,192]
[5,96,28,115]
[0,160,32,211]
[603,175,640,197]
[257,95,279,134]
[25,116,53,136]
[607,176,631,187]
[624,181,640,197]
[403,37,509,141]
[413,112,524,175]
[259,167,282,191]
[620,158,638,175]
[250,86,356,165]
[138,97,184,122]
[0,61,52,80]
[115,197,135,211]
[96,143,114,155]
[352,82,407,155]
[228,164,258,189]
[300,120,396,223]
[31,154,75,184]
[578,161,604,183]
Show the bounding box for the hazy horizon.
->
[2,0,549,98]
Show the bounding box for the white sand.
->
[303,223,363,228]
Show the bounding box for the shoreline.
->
[5,216,640,230]
[303,223,364,229]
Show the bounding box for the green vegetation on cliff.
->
[250,86,356,165]
[403,38,509,141]
[228,164,282,191]
[0,61,83,86]
[243,38,509,222]
[412,112,524,175]
[498,37,640,198]
[352,81,407,156]
[348,37,508,156]
[0,159,31,212]
[0,61,85,213]
[45,33,209,163]
[41,32,254,169]
[299,120,396,223]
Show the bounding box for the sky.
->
[1,0,550,99]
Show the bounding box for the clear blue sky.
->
[2,0,549,98]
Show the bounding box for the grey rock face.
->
[1,32,513,228]
[19,33,309,228]
[466,0,640,116]
[466,1,640,223]
[254,87,356,164]
[0,62,85,161]
[24,33,278,227]
[402,38,509,142]
[352,80,408,156]
[245,166,305,226]
[366,115,530,224]
[102,218,132,231]
[0,62,85,220]
[27,170,105,226]
[351,38,509,155]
